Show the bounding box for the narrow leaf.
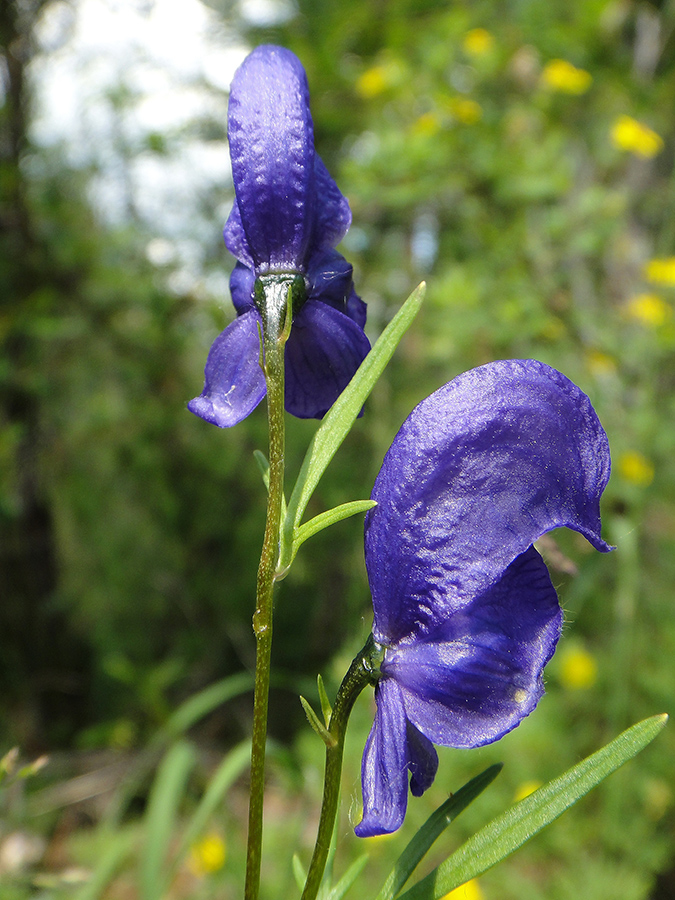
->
[167,741,251,885]
[281,283,425,569]
[301,696,337,747]
[375,765,502,900]
[327,854,369,900]
[74,832,136,900]
[287,500,376,567]
[399,714,667,900]
[141,740,197,900]
[317,675,332,727]
[293,854,308,891]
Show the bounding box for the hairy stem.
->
[244,279,291,900]
[301,635,383,900]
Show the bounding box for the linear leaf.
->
[398,714,667,900]
[375,765,502,900]
[280,283,425,570]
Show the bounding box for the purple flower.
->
[355,360,612,837]
[189,45,370,427]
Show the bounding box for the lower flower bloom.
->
[356,359,612,837]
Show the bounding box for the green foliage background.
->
[1,0,674,897]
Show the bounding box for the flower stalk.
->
[301,635,384,900]
[244,278,292,900]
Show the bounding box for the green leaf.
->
[279,500,376,572]
[327,854,369,900]
[398,714,667,900]
[317,674,332,727]
[140,740,197,900]
[301,696,337,748]
[167,741,251,885]
[73,831,136,900]
[280,282,425,571]
[375,765,502,900]
[294,854,308,891]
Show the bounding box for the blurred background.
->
[1,0,675,897]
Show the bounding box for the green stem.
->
[301,635,384,900]
[244,279,292,900]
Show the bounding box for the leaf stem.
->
[244,279,291,900]
[301,634,384,900]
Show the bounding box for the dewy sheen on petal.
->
[284,302,371,419]
[365,359,611,645]
[188,311,266,428]
[356,360,612,836]
[227,45,315,271]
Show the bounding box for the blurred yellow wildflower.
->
[442,879,484,900]
[618,451,655,487]
[624,293,671,327]
[514,780,542,802]
[644,257,675,285]
[586,350,617,377]
[559,645,598,690]
[447,97,483,125]
[188,833,226,877]
[611,115,663,158]
[540,59,592,94]
[356,62,401,99]
[463,28,494,56]
[412,112,442,137]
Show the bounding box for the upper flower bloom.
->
[189,45,370,427]
[356,359,612,837]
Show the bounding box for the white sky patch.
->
[29,0,256,284]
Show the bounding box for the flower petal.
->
[365,359,611,644]
[355,679,410,837]
[310,155,352,253]
[406,719,438,797]
[385,546,563,748]
[229,262,256,314]
[284,301,371,419]
[188,310,266,427]
[227,45,315,271]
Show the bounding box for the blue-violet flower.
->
[356,359,612,837]
[189,45,370,427]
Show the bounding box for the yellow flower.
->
[355,61,401,99]
[441,879,484,900]
[188,833,226,877]
[586,350,617,377]
[514,780,543,802]
[559,645,598,690]
[644,257,675,285]
[540,59,592,95]
[463,28,494,56]
[624,293,671,327]
[618,451,655,487]
[412,111,442,137]
[447,97,483,125]
[611,115,663,158]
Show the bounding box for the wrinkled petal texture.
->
[226,45,315,271]
[365,359,611,645]
[385,545,562,748]
[284,301,371,418]
[188,310,266,427]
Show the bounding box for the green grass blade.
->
[163,672,254,738]
[280,282,425,570]
[398,714,667,900]
[375,764,502,900]
[165,740,251,884]
[327,854,369,900]
[140,740,197,900]
[74,831,136,900]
